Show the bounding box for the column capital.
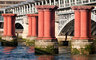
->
[27,14,38,17]
[71,6,94,10]
[2,14,17,17]
[35,5,58,10]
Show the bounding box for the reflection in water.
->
[3,47,16,54]
[72,55,89,60]
[38,55,54,60]
[0,41,96,60]
[27,46,34,53]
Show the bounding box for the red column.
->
[27,16,32,36]
[7,16,12,36]
[88,10,91,38]
[51,10,55,38]
[80,10,90,39]
[37,9,44,38]
[36,5,58,40]
[27,14,38,37]
[73,10,81,39]
[12,17,16,36]
[44,9,51,38]
[2,14,17,37]
[3,16,7,36]
[71,6,94,40]
[32,16,37,37]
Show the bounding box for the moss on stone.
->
[35,46,58,55]
[71,48,80,55]
[26,40,35,46]
[84,45,92,53]
[71,44,94,55]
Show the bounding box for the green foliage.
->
[35,46,58,55]
[85,45,91,52]
[71,44,93,55]
[26,39,35,46]
[71,48,80,55]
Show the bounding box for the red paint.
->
[73,10,81,39]
[12,17,16,36]
[7,16,12,36]
[38,9,44,38]
[36,5,58,40]
[32,16,37,36]
[3,16,7,36]
[51,10,55,38]
[2,14,17,37]
[80,10,88,38]
[44,9,51,38]
[28,17,32,36]
[71,6,94,40]
[27,14,38,37]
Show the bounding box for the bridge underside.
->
[15,23,24,29]
[59,20,96,36]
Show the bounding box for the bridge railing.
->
[4,0,96,17]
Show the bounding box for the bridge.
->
[0,0,96,39]
[0,0,96,55]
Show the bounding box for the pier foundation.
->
[2,14,17,41]
[35,5,58,54]
[71,6,94,55]
[27,14,38,41]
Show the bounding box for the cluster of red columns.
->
[2,6,94,41]
[2,5,58,40]
[2,14,16,37]
[36,5,58,40]
[71,6,94,40]
[27,14,38,37]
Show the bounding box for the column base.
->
[72,37,79,39]
[71,39,94,55]
[27,36,37,40]
[73,37,93,40]
[2,36,17,42]
[35,38,58,55]
[1,36,18,46]
[36,37,43,40]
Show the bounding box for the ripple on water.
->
[0,42,96,60]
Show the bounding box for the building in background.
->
[0,0,27,8]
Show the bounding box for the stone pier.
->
[27,14,38,40]
[2,14,17,41]
[35,5,58,54]
[71,6,94,55]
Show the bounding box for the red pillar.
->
[27,14,38,37]
[12,17,16,36]
[80,10,91,39]
[51,10,55,38]
[7,16,12,36]
[88,10,91,38]
[32,16,38,37]
[3,16,8,36]
[71,6,94,40]
[2,14,17,37]
[37,9,44,38]
[44,9,51,38]
[36,5,58,40]
[74,10,81,39]
[27,16,32,36]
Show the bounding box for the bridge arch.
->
[15,23,24,29]
[59,13,96,36]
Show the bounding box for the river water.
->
[0,42,96,60]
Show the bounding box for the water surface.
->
[0,42,96,60]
